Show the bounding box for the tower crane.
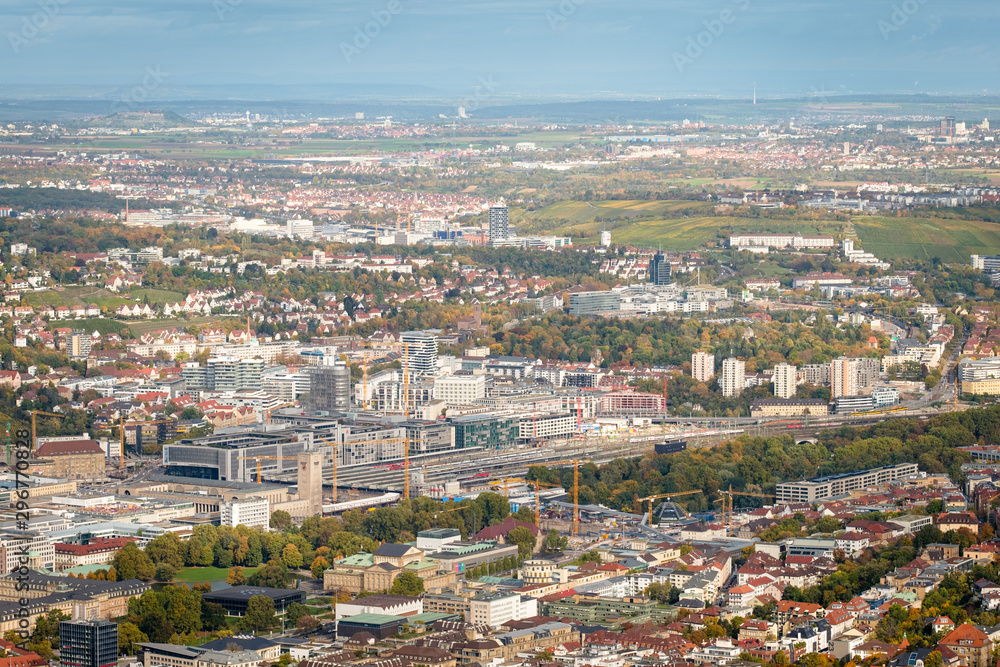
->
[114,417,177,471]
[29,410,64,453]
[237,455,300,484]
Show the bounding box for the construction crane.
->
[321,436,427,501]
[29,410,64,453]
[635,489,702,525]
[526,458,590,533]
[717,485,774,528]
[357,341,410,414]
[237,455,300,484]
[532,480,565,529]
[432,503,471,529]
[264,402,298,425]
[114,417,177,471]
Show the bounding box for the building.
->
[69,331,92,360]
[773,363,797,399]
[202,586,306,616]
[310,359,351,414]
[691,351,715,383]
[775,463,920,503]
[972,255,1000,272]
[220,498,269,531]
[568,291,621,315]
[938,624,992,667]
[400,332,438,378]
[831,358,857,398]
[598,390,665,414]
[648,252,672,285]
[59,620,117,667]
[730,234,835,249]
[287,219,315,239]
[433,375,486,405]
[600,231,612,247]
[449,414,519,450]
[488,205,510,246]
[54,538,136,572]
[721,358,745,397]
[138,644,263,667]
[750,398,830,418]
[32,440,105,480]
[181,357,264,393]
[468,592,538,628]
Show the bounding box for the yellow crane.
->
[526,459,590,535]
[114,417,177,471]
[635,489,702,525]
[29,410,64,453]
[356,341,410,414]
[717,485,775,528]
[264,402,298,425]
[320,436,427,501]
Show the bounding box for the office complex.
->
[568,291,622,315]
[972,254,1000,272]
[400,331,439,377]
[181,357,264,392]
[720,358,745,397]
[220,497,269,530]
[772,363,797,399]
[648,251,672,285]
[450,414,520,449]
[310,358,352,413]
[488,205,510,246]
[776,463,919,502]
[60,620,118,667]
[691,351,715,383]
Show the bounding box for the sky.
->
[0,0,996,101]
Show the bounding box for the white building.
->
[831,358,858,398]
[720,358,745,397]
[220,498,270,530]
[468,592,538,628]
[772,364,797,399]
[600,231,612,247]
[287,219,315,239]
[432,375,486,404]
[692,351,715,383]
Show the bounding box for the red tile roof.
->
[35,440,103,457]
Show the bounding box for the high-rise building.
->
[69,331,92,360]
[772,363,797,399]
[691,352,715,383]
[941,116,956,138]
[400,331,438,377]
[220,497,269,530]
[60,620,117,667]
[488,205,510,246]
[831,357,858,398]
[310,358,352,413]
[600,230,612,247]
[181,357,264,393]
[720,358,745,397]
[648,251,672,285]
[297,451,323,517]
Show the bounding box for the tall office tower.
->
[648,251,672,285]
[297,451,324,517]
[941,116,956,137]
[772,363,797,399]
[60,620,118,667]
[720,358,745,397]
[400,331,439,377]
[691,351,716,383]
[310,357,352,413]
[831,357,858,398]
[488,205,510,246]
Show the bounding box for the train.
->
[654,440,688,455]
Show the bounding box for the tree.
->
[270,510,292,530]
[145,533,185,570]
[543,529,567,553]
[925,651,944,667]
[507,526,536,559]
[296,615,320,634]
[117,622,147,656]
[155,563,176,582]
[112,543,155,581]
[201,602,227,632]
[238,595,276,633]
[281,543,303,569]
[248,559,291,589]
[310,556,330,580]
[227,566,247,585]
[285,603,310,625]
[389,571,424,597]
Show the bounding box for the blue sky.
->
[0,0,996,100]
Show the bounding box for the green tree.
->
[238,595,276,633]
[155,563,176,582]
[270,510,292,530]
[388,571,425,597]
[310,556,330,580]
[543,529,567,553]
[201,602,227,632]
[506,526,536,559]
[285,603,310,625]
[144,532,185,570]
[112,543,155,581]
[117,622,147,656]
[248,559,291,588]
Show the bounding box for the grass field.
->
[50,318,132,336]
[854,216,1000,263]
[174,566,260,583]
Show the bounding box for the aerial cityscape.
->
[2,2,1000,667]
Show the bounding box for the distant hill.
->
[96,110,196,129]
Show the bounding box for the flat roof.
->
[339,613,406,625]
